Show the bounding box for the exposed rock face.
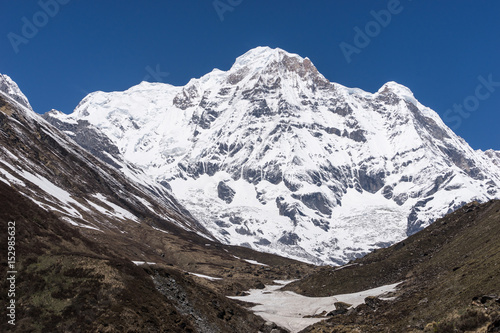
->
[45,47,500,264]
[218,181,236,204]
[327,302,352,316]
[484,149,500,167]
[43,111,123,169]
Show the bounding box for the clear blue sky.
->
[1,1,499,150]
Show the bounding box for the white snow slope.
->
[49,47,500,264]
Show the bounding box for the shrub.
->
[432,308,490,333]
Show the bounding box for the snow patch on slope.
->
[229,280,401,333]
[91,193,139,222]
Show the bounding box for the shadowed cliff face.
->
[42,113,123,169]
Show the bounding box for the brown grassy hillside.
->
[288,200,500,332]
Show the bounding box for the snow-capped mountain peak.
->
[232,46,302,69]
[0,74,33,111]
[46,47,500,265]
[377,81,414,97]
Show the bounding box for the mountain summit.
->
[46,47,500,264]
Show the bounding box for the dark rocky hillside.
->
[0,181,289,332]
[287,200,500,332]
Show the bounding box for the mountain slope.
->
[0,179,282,333]
[47,47,500,264]
[0,74,207,237]
[286,200,500,332]
[1,74,317,332]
